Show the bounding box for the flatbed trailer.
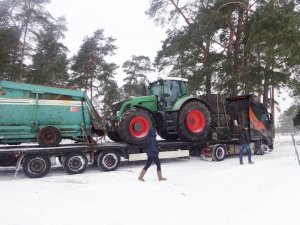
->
[0,140,193,178]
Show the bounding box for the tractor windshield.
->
[150,79,189,109]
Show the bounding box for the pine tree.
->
[95,62,120,118]
[1,0,53,81]
[122,55,154,97]
[70,29,117,102]
[27,17,69,85]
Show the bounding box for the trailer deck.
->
[0,140,193,178]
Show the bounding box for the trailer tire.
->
[63,153,88,175]
[96,150,120,171]
[178,101,210,142]
[118,109,155,145]
[22,155,51,178]
[213,145,227,161]
[254,140,266,155]
[37,126,62,147]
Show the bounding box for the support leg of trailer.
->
[15,154,25,178]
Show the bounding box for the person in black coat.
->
[239,127,254,165]
[138,127,167,181]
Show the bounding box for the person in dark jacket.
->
[239,127,254,165]
[138,127,167,181]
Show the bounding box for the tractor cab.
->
[149,77,189,110]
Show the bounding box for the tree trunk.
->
[233,9,244,95]
[204,41,211,95]
[19,18,29,81]
[90,77,93,102]
[262,62,271,107]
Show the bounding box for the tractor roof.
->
[157,77,188,82]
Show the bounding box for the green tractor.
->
[106,77,211,145]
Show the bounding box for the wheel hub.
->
[186,110,206,133]
[30,159,45,173]
[70,157,83,170]
[129,116,150,138]
[133,123,142,132]
[42,131,56,144]
[103,154,117,168]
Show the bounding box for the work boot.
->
[248,161,254,164]
[138,169,146,182]
[157,171,167,181]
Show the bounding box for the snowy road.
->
[0,136,299,225]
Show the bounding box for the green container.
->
[0,81,97,146]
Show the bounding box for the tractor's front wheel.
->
[178,101,210,142]
[118,109,155,145]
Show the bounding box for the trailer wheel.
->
[213,145,227,161]
[118,109,155,145]
[254,140,266,155]
[22,155,51,178]
[178,101,210,142]
[37,126,62,147]
[96,150,120,171]
[63,153,88,175]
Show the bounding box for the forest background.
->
[0,0,299,132]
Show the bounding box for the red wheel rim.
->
[186,110,206,133]
[129,116,150,138]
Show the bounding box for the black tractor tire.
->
[118,109,155,145]
[96,150,121,171]
[22,155,51,178]
[37,126,62,147]
[212,145,227,161]
[63,153,88,175]
[178,101,210,142]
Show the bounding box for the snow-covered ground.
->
[0,135,300,225]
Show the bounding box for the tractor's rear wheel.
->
[178,101,210,142]
[118,109,155,145]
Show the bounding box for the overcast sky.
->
[46,0,294,121]
[47,0,166,83]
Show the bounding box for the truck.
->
[0,79,274,178]
[106,77,274,154]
